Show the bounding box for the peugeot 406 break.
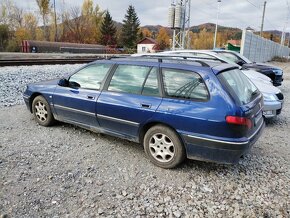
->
[23,57,265,168]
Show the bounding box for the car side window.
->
[162,68,209,101]
[108,65,151,94]
[69,64,112,90]
[142,67,159,96]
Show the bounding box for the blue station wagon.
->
[23,57,265,168]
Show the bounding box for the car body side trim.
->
[97,114,139,127]
[54,104,96,117]
[186,134,249,145]
[186,119,264,145]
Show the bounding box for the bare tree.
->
[10,6,23,28]
[62,6,84,43]
[36,0,51,40]
[0,0,23,29]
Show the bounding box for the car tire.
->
[143,125,185,169]
[32,95,55,127]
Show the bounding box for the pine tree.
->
[121,5,140,49]
[100,11,116,46]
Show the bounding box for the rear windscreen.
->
[218,69,258,105]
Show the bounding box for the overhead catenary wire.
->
[245,0,260,9]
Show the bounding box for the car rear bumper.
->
[263,100,283,118]
[181,121,265,164]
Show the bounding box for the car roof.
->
[160,50,241,66]
[91,56,238,75]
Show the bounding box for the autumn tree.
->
[61,0,104,43]
[100,11,116,46]
[155,27,170,50]
[190,28,214,49]
[141,27,152,38]
[121,5,140,49]
[23,13,38,40]
[36,0,51,40]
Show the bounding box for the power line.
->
[245,0,260,9]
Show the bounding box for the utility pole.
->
[213,0,221,49]
[54,0,57,42]
[281,1,290,46]
[260,1,267,37]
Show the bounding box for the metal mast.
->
[213,0,221,49]
[260,1,267,37]
[169,0,191,50]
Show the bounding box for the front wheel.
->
[143,125,185,169]
[32,95,55,127]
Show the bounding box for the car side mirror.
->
[236,60,245,66]
[58,78,69,87]
[69,81,81,89]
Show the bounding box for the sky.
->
[12,0,289,32]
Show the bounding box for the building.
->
[137,37,157,54]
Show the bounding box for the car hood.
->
[251,79,281,94]
[242,69,272,84]
[243,63,282,71]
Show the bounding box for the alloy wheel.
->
[149,133,175,163]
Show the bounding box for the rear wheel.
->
[143,125,185,169]
[32,96,55,126]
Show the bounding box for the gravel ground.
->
[0,64,84,107]
[0,63,289,217]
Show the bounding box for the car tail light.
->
[226,116,252,129]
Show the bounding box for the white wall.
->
[137,44,155,53]
[240,30,290,62]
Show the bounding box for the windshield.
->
[218,69,258,105]
[235,52,252,64]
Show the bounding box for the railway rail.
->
[0,57,103,67]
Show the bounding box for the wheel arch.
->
[29,92,42,113]
[139,121,184,145]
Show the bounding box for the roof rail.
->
[111,54,213,67]
[139,54,225,66]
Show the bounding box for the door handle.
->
[141,103,151,108]
[87,95,95,100]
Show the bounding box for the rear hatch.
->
[217,68,264,139]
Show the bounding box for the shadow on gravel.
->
[44,121,272,174]
[265,116,287,127]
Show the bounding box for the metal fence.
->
[240,29,290,62]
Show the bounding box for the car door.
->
[53,63,112,127]
[96,63,162,140]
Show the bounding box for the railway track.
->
[0,57,104,67]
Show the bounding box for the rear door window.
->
[218,69,258,105]
[162,68,209,101]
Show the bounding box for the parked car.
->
[155,51,284,119]
[214,50,284,86]
[158,50,273,84]
[23,57,265,168]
